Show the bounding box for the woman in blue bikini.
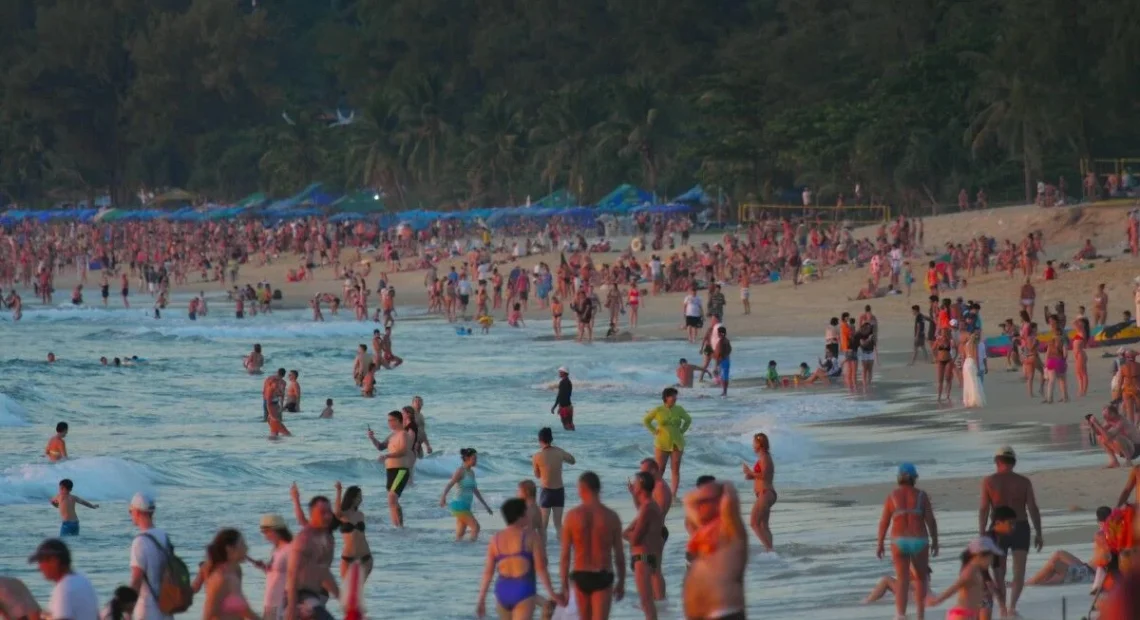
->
[475,498,562,619]
[875,463,939,620]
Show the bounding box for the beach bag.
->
[140,533,194,614]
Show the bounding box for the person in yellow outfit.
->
[643,387,692,498]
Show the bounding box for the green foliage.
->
[1,0,1137,210]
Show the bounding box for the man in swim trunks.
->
[714,326,731,397]
[368,411,411,527]
[979,445,1043,617]
[286,494,339,620]
[560,472,625,620]
[637,458,672,600]
[550,367,575,431]
[682,481,748,620]
[377,325,402,369]
[533,427,576,543]
[45,422,68,462]
[624,472,663,619]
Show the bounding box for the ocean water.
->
[0,298,1086,618]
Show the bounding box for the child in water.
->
[766,360,780,388]
[52,478,98,536]
[478,314,494,334]
[320,398,334,418]
[507,303,524,328]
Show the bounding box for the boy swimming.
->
[51,478,98,536]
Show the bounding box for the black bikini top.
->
[339,520,365,533]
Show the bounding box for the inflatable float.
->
[984,321,1140,358]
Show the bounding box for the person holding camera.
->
[1087,404,1140,468]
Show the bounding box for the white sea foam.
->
[0,393,29,427]
[0,457,157,505]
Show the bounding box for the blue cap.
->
[897,463,918,479]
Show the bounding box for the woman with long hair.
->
[875,464,939,620]
[1043,324,1070,403]
[1073,316,1090,397]
[333,482,373,580]
[741,432,777,551]
[202,529,258,620]
[441,448,494,541]
[934,327,955,404]
[961,332,986,408]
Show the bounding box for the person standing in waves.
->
[682,481,748,620]
[560,472,625,620]
[551,367,575,431]
[643,387,692,499]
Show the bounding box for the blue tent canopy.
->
[672,185,712,205]
[595,183,652,213]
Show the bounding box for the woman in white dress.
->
[962,331,986,408]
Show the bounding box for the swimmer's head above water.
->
[47,352,56,363]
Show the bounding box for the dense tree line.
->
[0,0,1136,210]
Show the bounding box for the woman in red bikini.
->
[740,432,776,552]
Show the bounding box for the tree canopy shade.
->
[0,0,1137,211]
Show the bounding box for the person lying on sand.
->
[850,279,885,301]
[1028,506,1112,592]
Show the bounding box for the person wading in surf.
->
[682,481,748,620]
[285,486,338,620]
[560,472,625,620]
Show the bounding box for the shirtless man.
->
[285,493,339,620]
[560,472,625,620]
[675,358,708,388]
[636,458,671,600]
[44,422,68,462]
[1093,283,1109,328]
[1019,279,1036,320]
[624,472,663,619]
[265,369,292,437]
[682,481,748,620]
[978,446,1043,617]
[352,344,369,387]
[533,427,576,542]
[51,478,98,536]
[1088,404,1140,467]
[368,411,411,527]
[244,344,264,374]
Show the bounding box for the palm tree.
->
[964,55,1059,203]
[529,83,606,199]
[346,91,407,208]
[258,111,328,195]
[597,77,673,194]
[464,92,525,205]
[393,73,453,186]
